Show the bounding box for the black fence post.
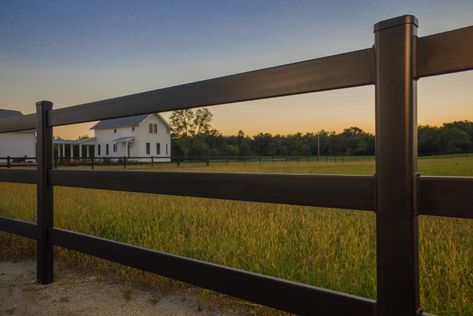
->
[177,156,180,166]
[206,157,210,166]
[36,100,54,284]
[91,156,94,170]
[123,156,127,169]
[7,156,10,168]
[374,15,420,316]
[151,156,154,167]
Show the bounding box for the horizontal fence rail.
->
[0,25,472,134]
[418,176,473,219]
[51,228,376,316]
[0,216,38,239]
[0,169,37,184]
[48,49,374,127]
[3,169,472,219]
[1,15,472,316]
[417,26,473,78]
[49,170,375,211]
[0,113,36,133]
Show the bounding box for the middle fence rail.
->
[0,15,472,316]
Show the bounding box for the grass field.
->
[1,156,472,315]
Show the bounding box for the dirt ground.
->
[0,260,254,316]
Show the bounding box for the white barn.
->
[90,113,172,161]
[0,109,36,160]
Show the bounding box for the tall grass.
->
[1,156,472,315]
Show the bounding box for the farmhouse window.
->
[106,144,109,155]
[156,143,161,155]
[97,144,101,156]
[154,124,158,134]
[149,124,153,133]
[146,142,150,155]
[113,144,117,152]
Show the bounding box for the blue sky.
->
[1,0,473,138]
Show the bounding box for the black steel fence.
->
[2,153,473,170]
[1,15,472,315]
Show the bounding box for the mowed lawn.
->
[1,156,472,315]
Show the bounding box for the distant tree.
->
[419,124,472,155]
[443,120,473,151]
[170,109,194,136]
[434,127,471,154]
[169,108,216,137]
[419,125,439,155]
[169,115,472,158]
[193,109,214,135]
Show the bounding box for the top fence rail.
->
[0,24,471,134]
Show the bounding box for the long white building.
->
[54,113,172,162]
[1,109,172,162]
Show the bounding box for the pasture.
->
[1,156,472,315]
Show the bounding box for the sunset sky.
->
[1,0,472,139]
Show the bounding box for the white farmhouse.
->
[0,109,36,160]
[90,113,172,161]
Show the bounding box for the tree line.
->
[169,109,473,157]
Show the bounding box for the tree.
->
[169,108,216,136]
[434,127,471,154]
[193,108,214,135]
[169,109,194,136]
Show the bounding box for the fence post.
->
[151,156,154,167]
[374,15,420,316]
[7,156,10,168]
[91,156,94,170]
[123,156,127,169]
[36,100,54,284]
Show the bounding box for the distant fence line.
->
[2,153,473,169]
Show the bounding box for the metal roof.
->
[113,136,135,143]
[54,138,96,145]
[90,114,148,130]
[90,113,172,130]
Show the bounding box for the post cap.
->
[36,100,53,108]
[374,15,418,32]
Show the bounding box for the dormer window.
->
[153,124,158,134]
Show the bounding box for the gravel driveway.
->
[0,260,255,316]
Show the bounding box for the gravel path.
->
[0,260,250,316]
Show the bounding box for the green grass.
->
[1,156,472,315]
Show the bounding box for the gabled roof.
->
[113,136,135,143]
[90,114,148,130]
[0,109,23,119]
[90,113,172,131]
[54,137,96,145]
